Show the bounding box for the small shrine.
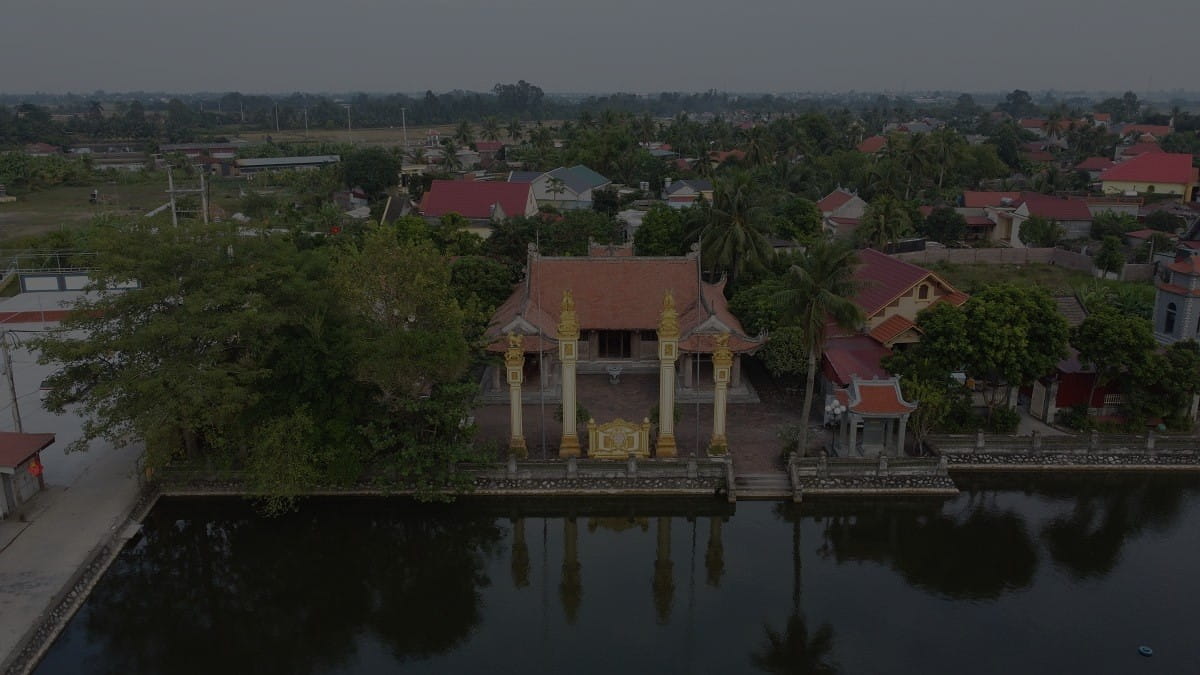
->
[827,377,916,458]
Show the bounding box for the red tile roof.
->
[856,135,887,153]
[475,141,504,153]
[1125,229,1176,241]
[1022,150,1056,163]
[869,314,917,344]
[486,253,763,354]
[965,216,994,227]
[1121,142,1164,157]
[1019,192,1093,221]
[0,432,54,469]
[708,149,746,164]
[1093,113,1112,122]
[822,336,892,387]
[818,189,856,213]
[420,180,534,220]
[848,379,917,415]
[853,248,936,316]
[1156,281,1200,297]
[1122,124,1171,138]
[963,191,1021,208]
[1101,152,1196,186]
[1020,118,1047,129]
[1076,157,1115,171]
[1166,256,1200,276]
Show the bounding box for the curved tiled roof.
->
[1101,152,1195,185]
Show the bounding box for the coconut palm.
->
[480,116,501,141]
[686,171,774,289]
[546,176,567,208]
[774,240,863,457]
[407,146,427,165]
[857,196,912,250]
[454,120,474,146]
[440,138,462,172]
[506,118,523,143]
[742,126,775,167]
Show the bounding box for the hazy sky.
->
[1,0,1193,95]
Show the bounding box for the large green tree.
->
[689,171,773,289]
[774,239,863,456]
[1071,306,1156,413]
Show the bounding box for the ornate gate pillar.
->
[558,290,582,457]
[709,333,732,455]
[656,291,680,457]
[505,333,527,457]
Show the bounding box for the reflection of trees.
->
[752,614,839,675]
[819,503,1038,600]
[75,499,503,675]
[751,504,840,675]
[1038,476,1191,580]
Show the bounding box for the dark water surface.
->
[34,474,1200,674]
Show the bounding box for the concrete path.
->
[0,308,145,666]
[0,443,141,663]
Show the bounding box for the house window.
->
[918,284,929,300]
[1165,302,1177,334]
[598,330,631,359]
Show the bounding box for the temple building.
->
[484,243,766,458]
[485,243,765,396]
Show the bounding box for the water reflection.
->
[33,478,1200,674]
[70,500,505,675]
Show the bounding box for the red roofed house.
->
[0,431,53,518]
[1028,296,1124,422]
[1101,153,1197,202]
[823,248,968,385]
[856,135,887,154]
[962,191,1021,209]
[1117,142,1164,161]
[1011,192,1095,244]
[1075,157,1116,181]
[818,189,868,238]
[485,245,765,402]
[420,179,538,234]
[474,141,505,168]
[1119,124,1172,141]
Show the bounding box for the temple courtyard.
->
[472,364,811,473]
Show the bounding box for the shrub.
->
[982,407,1020,433]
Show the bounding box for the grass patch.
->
[930,262,1101,295]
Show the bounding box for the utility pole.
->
[2,331,22,433]
[401,106,408,150]
[304,107,309,138]
[275,104,280,132]
[343,104,353,142]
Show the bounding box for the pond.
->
[34,474,1200,674]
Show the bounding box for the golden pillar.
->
[709,332,732,456]
[558,290,581,457]
[656,291,680,457]
[504,333,527,457]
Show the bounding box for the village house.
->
[821,249,967,457]
[856,135,887,154]
[474,140,505,169]
[1100,152,1197,202]
[419,179,538,233]
[818,188,868,239]
[662,178,713,208]
[1028,296,1122,422]
[1075,157,1116,182]
[1011,192,1094,244]
[510,165,610,210]
[0,432,53,519]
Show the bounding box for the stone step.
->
[734,473,793,498]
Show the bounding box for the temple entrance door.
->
[598,330,631,359]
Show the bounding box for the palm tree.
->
[774,240,863,457]
[407,146,427,166]
[742,126,775,167]
[480,116,501,141]
[686,171,773,290]
[529,124,553,151]
[454,120,474,146]
[440,138,462,172]
[546,176,567,208]
[928,128,964,191]
[506,118,523,143]
[857,196,912,250]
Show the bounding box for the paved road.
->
[0,311,144,665]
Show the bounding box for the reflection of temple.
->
[561,517,582,623]
[653,517,675,623]
[487,244,766,458]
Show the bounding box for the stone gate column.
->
[709,333,732,456]
[897,414,908,458]
[656,291,680,457]
[558,290,582,457]
[505,333,527,457]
